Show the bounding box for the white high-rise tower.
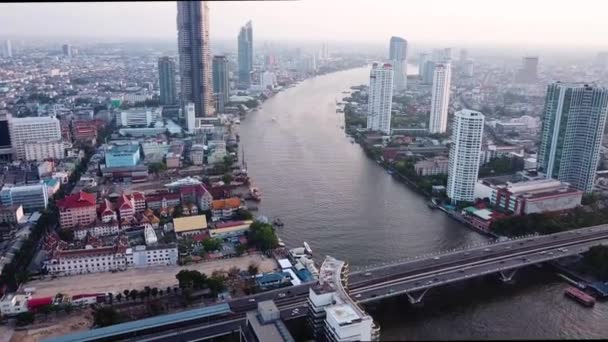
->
[447,109,484,204]
[366,63,394,135]
[428,63,452,134]
[389,36,408,92]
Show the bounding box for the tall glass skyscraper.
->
[158,57,177,106]
[238,21,253,88]
[177,1,214,117]
[212,55,229,103]
[538,82,608,193]
[389,36,407,92]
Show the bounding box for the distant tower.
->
[447,109,485,204]
[538,83,608,193]
[177,1,215,117]
[62,44,72,58]
[428,63,452,134]
[212,55,230,113]
[389,36,408,92]
[158,57,177,106]
[516,56,539,83]
[367,63,394,135]
[238,21,253,88]
[459,49,468,63]
[2,40,12,58]
[418,53,428,77]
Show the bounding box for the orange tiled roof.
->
[211,197,241,210]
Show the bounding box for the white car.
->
[354,294,362,298]
[248,298,256,302]
[433,256,440,260]
[278,293,286,298]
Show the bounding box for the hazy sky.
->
[1,0,607,49]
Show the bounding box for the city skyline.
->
[2,1,608,51]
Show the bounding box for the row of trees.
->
[479,156,524,177]
[175,269,226,296]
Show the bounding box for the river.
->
[239,67,608,340]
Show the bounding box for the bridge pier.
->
[405,288,430,304]
[498,269,518,283]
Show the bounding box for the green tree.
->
[222,173,233,184]
[202,238,223,252]
[582,245,608,280]
[148,162,167,175]
[58,229,74,242]
[235,209,253,221]
[116,293,123,302]
[247,262,259,276]
[93,306,122,327]
[248,222,278,251]
[15,312,35,326]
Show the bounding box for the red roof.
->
[215,220,248,229]
[117,194,133,210]
[27,297,53,310]
[57,192,96,210]
[147,193,181,202]
[131,192,145,201]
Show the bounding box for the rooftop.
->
[57,191,96,210]
[326,304,361,326]
[173,215,208,233]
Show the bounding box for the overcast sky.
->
[1,0,607,49]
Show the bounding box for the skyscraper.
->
[422,60,436,84]
[366,63,394,135]
[389,36,408,92]
[177,1,214,117]
[238,21,253,88]
[418,53,429,77]
[9,116,62,160]
[62,44,72,57]
[212,55,229,112]
[516,56,539,83]
[538,83,608,193]
[459,49,468,63]
[447,109,485,203]
[2,40,12,58]
[428,63,452,134]
[158,57,177,106]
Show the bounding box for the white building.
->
[9,116,62,160]
[447,109,485,203]
[389,36,408,92]
[0,182,49,213]
[118,107,162,127]
[185,102,196,133]
[24,139,64,161]
[429,63,452,134]
[366,63,394,135]
[207,140,227,164]
[126,244,178,268]
[73,223,120,241]
[0,293,29,316]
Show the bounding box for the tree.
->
[93,306,122,327]
[148,162,167,175]
[151,287,158,297]
[58,229,74,242]
[248,222,278,251]
[235,209,253,221]
[207,274,226,296]
[129,289,139,301]
[40,304,53,318]
[222,173,233,184]
[166,286,172,295]
[236,244,247,256]
[63,303,73,314]
[15,312,35,326]
[116,293,123,302]
[123,289,130,299]
[107,292,113,305]
[139,291,146,302]
[202,238,223,252]
[582,245,608,280]
[247,262,259,276]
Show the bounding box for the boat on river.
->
[564,287,595,307]
[273,218,284,227]
[249,186,262,201]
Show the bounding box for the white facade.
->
[447,110,485,203]
[119,107,162,127]
[73,223,120,240]
[45,249,128,275]
[9,116,62,160]
[0,294,29,316]
[366,63,394,135]
[24,139,64,161]
[0,183,49,213]
[126,245,178,268]
[429,63,452,134]
[185,102,196,133]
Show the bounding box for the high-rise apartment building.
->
[2,40,12,58]
[158,57,177,106]
[366,63,394,135]
[177,1,214,117]
[538,83,608,193]
[238,21,253,88]
[447,110,485,203]
[389,36,408,92]
[422,60,436,84]
[418,53,429,77]
[9,116,62,160]
[516,56,539,83]
[212,55,230,105]
[62,44,72,57]
[428,63,452,134]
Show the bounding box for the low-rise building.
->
[57,191,97,229]
[0,204,24,224]
[118,107,162,127]
[209,220,253,239]
[211,197,241,221]
[166,152,181,169]
[244,301,295,342]
[173,215,208,237]
[414,156,449,176]
[72,222,120,240]
[105,143,141,168]
[126,244,178,268]
[0,293,30,316]
[146,193,181,210]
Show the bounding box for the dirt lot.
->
[9,310,93,342]
[26,254,278,297]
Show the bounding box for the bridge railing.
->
[352,233,544,273]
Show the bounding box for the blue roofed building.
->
[105,143,141,168]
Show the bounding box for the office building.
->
[538,83,608,193]
[118,107,162,127]
[366,63,394,135]
[238,21,254,88]
[2,40,12,58]
[0,182,49,213]
[177,1,214,117]
[447,110,485,203]
[158,57,177,106]
[212,55,230,106]
[389,36,408,92]
[62,44,72,57]
[516,56,539,83]
[243,301,295,342]
[105,143,141,168]
[9,116,62,160]
[428,63,452,134]
[24,140,64,161]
